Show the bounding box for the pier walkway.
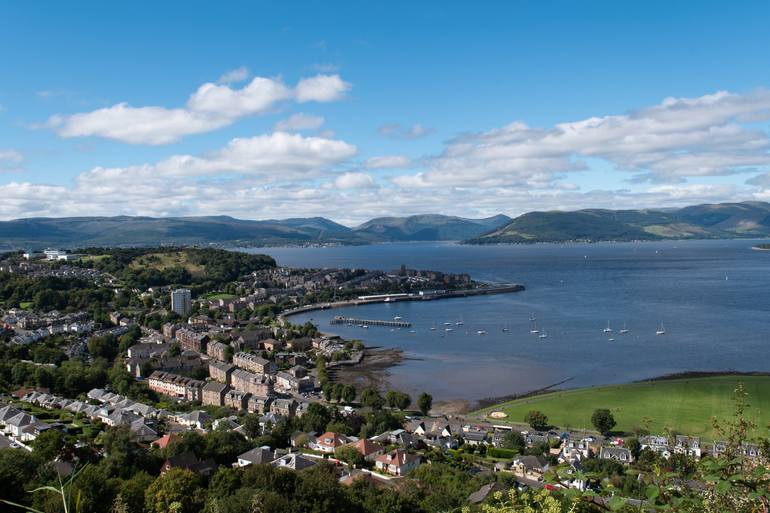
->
[330,316,412,328]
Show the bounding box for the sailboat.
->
[530,320,540,334]
[603,321,613,333]
[539,328,548,339]
[456,316,464,326]
[656,324,666,336]
[619,323,629,334]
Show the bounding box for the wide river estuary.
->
[243,240,770,404]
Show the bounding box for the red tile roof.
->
[151,432,177,449]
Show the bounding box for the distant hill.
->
[2,203,768,249]
[465,201,770,244]
[354,214,511,241]
[0,216,368,250]
[0,213,511,249]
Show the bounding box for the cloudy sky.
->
[2,1,770,225]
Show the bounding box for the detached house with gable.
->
[375,449,421,476]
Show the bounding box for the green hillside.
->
[354,214,511,241]
[476,375,770,440]
[467,201,770,244]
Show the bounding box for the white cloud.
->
[378,123,432,140]
[334,172,375,189]
[295,74,351,103]
[186,77,291,117]
[77,132,357,184]
[364,155,412,169]
[393,89,770,189]
[8,89,770,223]
[274,113,325,132]
[47,105,227,145]
[217,66,250,84]
[0,149,23,171]
[47,74,350,145]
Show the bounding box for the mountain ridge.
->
[465,201,770,244]
[0,213,511,250]
[2,202,770,250]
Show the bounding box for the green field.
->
[204,293,237,300]
[477,375,770,440]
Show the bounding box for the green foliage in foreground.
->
[480,375,770,439]
[2,385,770,513]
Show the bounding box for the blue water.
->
[242,240,770,402]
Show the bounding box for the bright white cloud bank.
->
[46,74,351,145]
[7,89,770,223]
[392,90,770,190]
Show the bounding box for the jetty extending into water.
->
[331,316,412,328]
[278,283,525,325]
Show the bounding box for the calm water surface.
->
[242,240,770,402]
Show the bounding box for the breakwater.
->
[279,283,525,324]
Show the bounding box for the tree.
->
[626,437,642,460]
[417,392,433,416]
[144,468,205,513]
[323,382,334,401]
[87,333,118,360]
[500,431,526,452]
[302,402,332,433]
[591,408,617,434]
[524,410,548,430]
[102,426,157,479]
[71,464,117,513]
[0,449,39,506]
[205,430,251,465]
[386,391,411,411]
[334,445,365,467]
[316,356,328,384]
[361,388,385,410]
[242,413,262,439]
[207,467,243,498]
[32,428,68,463]
[332,383,345,402]
[118,471,154,513]
[341,384,357,404]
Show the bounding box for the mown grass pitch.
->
[477,375,770,440]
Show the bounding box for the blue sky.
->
[2,1,770,223]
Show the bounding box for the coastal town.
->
[0,246,767,512]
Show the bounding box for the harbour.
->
[252,239,770,403]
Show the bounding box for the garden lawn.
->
[204,293,237,300]
[477,375,770,440]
